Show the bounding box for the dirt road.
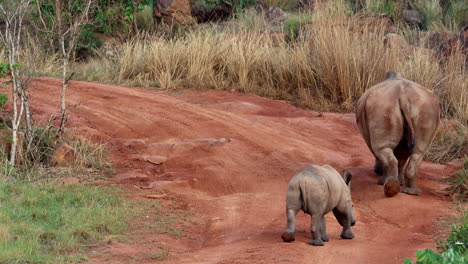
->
[27,78,458,263]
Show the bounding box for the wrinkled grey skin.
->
[356,71,440,197]
[281,165,356,246]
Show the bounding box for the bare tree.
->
[0,0,32,165]
[36,0,95,135]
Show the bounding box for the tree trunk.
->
[58,54,68,135]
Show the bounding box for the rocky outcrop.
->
[265,7,287,24]
[154,0,194,25]
[425,27,468,64]
[402,9,422,27]
[191,3,231,23]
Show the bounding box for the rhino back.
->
[357,77,439,152]
[288,165,347,214]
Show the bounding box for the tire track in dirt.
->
[25,78,459,264]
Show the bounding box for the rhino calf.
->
[281,165,356,246]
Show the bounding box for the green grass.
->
[0,181,130,263]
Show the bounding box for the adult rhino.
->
[356,71,440,197]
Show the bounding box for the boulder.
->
[154,0,194,25]
[192,3,231,23]
[425,31,454,54]
[425,29,467,63]
[402,9,422,26]
[265,7,287,24]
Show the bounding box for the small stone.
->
[402,9,422,26]
[114,172,149,181]
[145,194,168,199]
[142,155,167,165]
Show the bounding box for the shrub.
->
[405,209,467,263]
[404,247,465,264]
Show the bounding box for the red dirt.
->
[25,78,460,263]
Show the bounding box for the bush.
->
[404,247,465,264]
[405,212,467,263]
[442,221,468,253]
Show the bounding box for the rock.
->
[265,7,287,24]
[146,142,175,157]
[402,9,422,26]
[154,0,194,25]
[191,3,207,22]
[425,29,467,63]
[460,26,468,52]
[192,3,231,23]
[124,139,147,152]
[145,194,168,199]
[114,172,149,181]
[58,177,80,185]
[426,31,454,54]
[142,155,167,165]
[49,142,79,167]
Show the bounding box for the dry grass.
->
[426,121,467,163]
[0,124,112,182]
[80,9,466,123]
[438,158,468,202]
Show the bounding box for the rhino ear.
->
[343,170,352,186]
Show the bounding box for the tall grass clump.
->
[426,122,467,163]
[412,0,443,30]
[442,0,468,30]
[304,17,399,109]
[260,0,296,10]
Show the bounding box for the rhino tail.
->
[298,181,308,214]
[399,90,415,152]
[384,70,401,80]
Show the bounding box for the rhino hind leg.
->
[402,153,423,196]
[374,158,384,176]
[282,208,298,242]
[375,158,386,185]
[320,215,329,242]
[308,215,324,246]
[394,138,412,186]
[375,148,400,197]
[340,226,355,239]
